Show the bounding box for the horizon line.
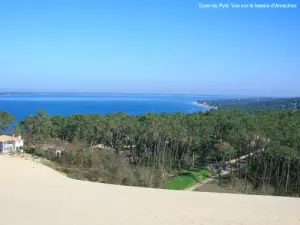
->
[0,91,299,99]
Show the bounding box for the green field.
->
[166,167,210,190]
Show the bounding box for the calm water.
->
[0,93,239,120]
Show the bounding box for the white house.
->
[0,135,24,153]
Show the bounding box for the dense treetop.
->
[1,106,300,195]
[198,97,300,111]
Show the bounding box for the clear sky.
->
[0,0,299,96]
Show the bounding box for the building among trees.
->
[0,135,24,153]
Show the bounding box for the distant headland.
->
[196,97,300,111]
[194,101,218,110]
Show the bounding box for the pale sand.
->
[1,155,300,225]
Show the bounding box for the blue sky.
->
[0,0,299,96]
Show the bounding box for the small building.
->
[33,144,63,158]
[0,135,24,153]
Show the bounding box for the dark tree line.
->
[199,97,300,111]
[2,108,300,195]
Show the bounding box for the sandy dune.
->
[1,155,300,225]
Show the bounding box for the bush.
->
[23,146,36,154]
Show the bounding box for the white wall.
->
[3,142,14,153]
[15,140,24,148]
[1,140,24,153]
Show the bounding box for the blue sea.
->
[0,93,240,121]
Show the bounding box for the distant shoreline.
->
[193,101,218,110]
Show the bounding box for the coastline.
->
[193,101,218,110]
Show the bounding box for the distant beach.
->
[193,101,218,110]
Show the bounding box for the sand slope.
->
[1,155,300,225]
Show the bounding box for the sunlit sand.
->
[1,155,300,225]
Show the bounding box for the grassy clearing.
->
[166,167,210,190]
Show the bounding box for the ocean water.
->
[0,93,237,121]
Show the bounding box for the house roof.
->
[0,135,23,142]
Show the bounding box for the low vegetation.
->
[166,167,209,190]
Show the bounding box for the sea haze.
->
[0,93,241,120]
